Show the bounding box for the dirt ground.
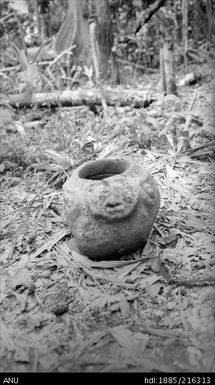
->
[0,65,215,373]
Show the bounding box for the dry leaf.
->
[117,261,141,280]
[31,229,70,258]
[0,108,12,127]
[0,163,6,173]
[71,250,93,268]
[146,282,162,298]
[14,122,26,139]
[165,164,179,180]
[111,326,137,359]
[0,317,15,352]
[145,117,161,130]
[138,274,161,289]
[150,255,161,272]
[9,0,28,14]
[14,348,30,363]
[0,142,10,156]
[7,268,34,293]
[119,296,130,317]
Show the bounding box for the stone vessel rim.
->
[78,157,131,181]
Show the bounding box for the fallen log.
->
[7,88,157,109]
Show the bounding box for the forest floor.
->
[0,63,215,373]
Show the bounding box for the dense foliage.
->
[0,0,214,69]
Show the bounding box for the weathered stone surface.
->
[63,158,160,260]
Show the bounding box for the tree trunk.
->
[55,0,91,59]
[159,8,177,96]
[54,0,119,83]
[206,0,213,41]
[174,1,182,44]
[94,0,119,82]
[182,0,188,72]
[160,40,177,95]
[163,40,177,95]
[159,45,166,93]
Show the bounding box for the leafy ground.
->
[0,64,215,373]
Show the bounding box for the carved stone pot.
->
[63,157,160,260]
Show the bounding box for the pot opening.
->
[79,159,130,180]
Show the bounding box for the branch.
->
[6,88,157,109]
[135,0,167,34]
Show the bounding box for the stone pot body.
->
[63,157,160,260]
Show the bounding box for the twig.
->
[81,265,108,294]
[161,265,215,286]
[30,229,70,259]
[47,47,75,69]
[177,287,189,335]
[184,90,198,131]
[188,89,198,111]
[0,65,20,72]
[182,90,198,150]
[184,140,215,155]
[117,58,157,73]
[0,12,14,23]
[135,0,166,33]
